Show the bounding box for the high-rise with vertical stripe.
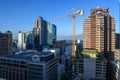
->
[83,7,115,52]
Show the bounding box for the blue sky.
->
[0,0,119,39]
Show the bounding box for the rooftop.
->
[1,50,52,60]
[81,49,97,58]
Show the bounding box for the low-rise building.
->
[55,40,67,54]
[57,63,65,80]
[115,33,120,49]
[109,61,119,80]
[61,54,71,69]
[78,50,107,80]
[78,57,107,80]
[0,51,58,80]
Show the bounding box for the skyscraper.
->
[47,23,56,46]
[83,7,115,52]
[0,31,13,55]
[33,17,48,50]
[33,17,57,50]
[17,31,33,51]
[82,7,116,80]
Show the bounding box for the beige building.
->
[114,49,120,60]
[83,7,115,52]
[0,31,12,55]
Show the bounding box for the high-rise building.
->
[33,17,57,50]
[47,23,56,46]
[17,31,33,51]
[0,31,13,55]
[81,7,116,80]
[33,17,48,50]
[17,31,23,51]
[115,33,120,49]
[0,51,58,80]
[83,7,115,52]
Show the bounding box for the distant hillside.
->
[57,34,83,40]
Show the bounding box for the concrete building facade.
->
[55,40,67,54]
[33,17,48,50]
[33,17,57,50]
[109,61,119,80]
[83,7,115,52]
[78,57,107,80]
[0,51,58,80]
[115,33,120,49]
[17,31,33,51]
[61,54,71,69]
[0,31,13,55]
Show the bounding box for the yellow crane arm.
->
[52,14,70,20]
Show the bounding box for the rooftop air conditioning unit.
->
[32,55,40,62]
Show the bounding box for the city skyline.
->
[0,1,120,80]
[0,0,119,39]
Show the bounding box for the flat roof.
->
[0,51,52,60]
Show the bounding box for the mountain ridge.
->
[57,34,83,40]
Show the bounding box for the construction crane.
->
[53,9,84,68]
[53,9,84,55]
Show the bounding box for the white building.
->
[17,31,33,51]
[17,31,23,51]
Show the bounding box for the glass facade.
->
[47,23,56,46]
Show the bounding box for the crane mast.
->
[53,9,84,78]
[72,14,76,66]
